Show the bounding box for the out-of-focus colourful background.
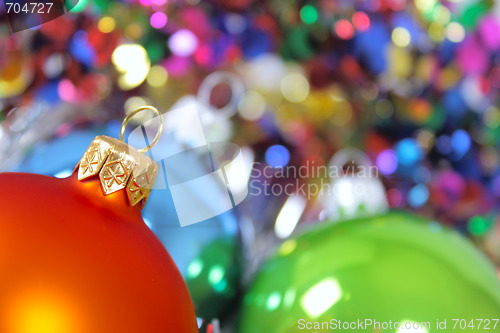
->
[1,0,500,331]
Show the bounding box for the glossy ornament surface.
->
[185,236,243,320]
[0,172,198,333]
[239,211,500,333]
[14,127,107,177]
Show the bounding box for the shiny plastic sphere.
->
[239,212,500,333]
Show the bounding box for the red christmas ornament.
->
[0,110,198,333]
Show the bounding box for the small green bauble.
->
[186,237,243,321]
[239,212,500,333]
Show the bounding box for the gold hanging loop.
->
[120,105,164,153]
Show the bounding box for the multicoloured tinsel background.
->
[1,0,500,330]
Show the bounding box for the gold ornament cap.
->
[75,106,163,208]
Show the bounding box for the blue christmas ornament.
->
[14,127,107,176]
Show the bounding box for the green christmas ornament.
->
[239,211,500,333]
[241,149,500,332]
[186,237,243,321]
